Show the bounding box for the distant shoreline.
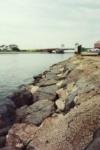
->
[0,51,75,54]
[0,51,36,54]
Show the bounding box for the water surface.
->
[0,53,73,102]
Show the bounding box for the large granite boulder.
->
[37,79,57,87]
[7,95,100,150]
[55,98,65,112]
[0,100,16,129]
[25,85,39,95]
[0,136,6,148]
[64,90,77,112]
[33,85,57,102]
[8,89,33,108]
[33,73,43,84]
[16,99,55,125]
[45,72,58,80]
[15,105,28,123]
[56,80,66,88]
[84,128,100,150]
[55,88,68,112]
[0,100,16,149]
[55,88,77,113]
[0,146,17,150]
[0,126,11,137]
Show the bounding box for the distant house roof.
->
[94,41,100,49]
[95,41,100,43]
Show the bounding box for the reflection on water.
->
[0,53,73,102]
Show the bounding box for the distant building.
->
[75,43,79,52]
[94,41,100,49]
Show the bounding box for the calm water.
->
[0,53,73,102]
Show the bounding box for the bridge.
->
[37,48,74,53]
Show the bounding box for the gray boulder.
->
[16,99,55,125]
[84,128,100,150]
[0,100,16,129]
[0,100,15,149]
[37,79,57,87]
[8,89,33,108]
[65,90,77,112]
[0,136,6,148]
[0,146,17,150]
[45,72,58,80]
[0,126,11,136]
[33,73,42,84]
[33,85,57,101]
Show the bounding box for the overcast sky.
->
[0,0,100,49]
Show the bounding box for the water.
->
[0,53,73,102]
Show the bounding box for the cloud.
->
[0,0,100,48]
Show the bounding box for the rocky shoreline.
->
[0,55,100,150]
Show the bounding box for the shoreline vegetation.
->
[0,55,100,150]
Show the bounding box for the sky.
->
[0,0,100,49]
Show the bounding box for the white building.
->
[75,43,79,52]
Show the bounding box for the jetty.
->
[0,55,100,150]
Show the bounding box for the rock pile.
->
[1,55,100,150]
